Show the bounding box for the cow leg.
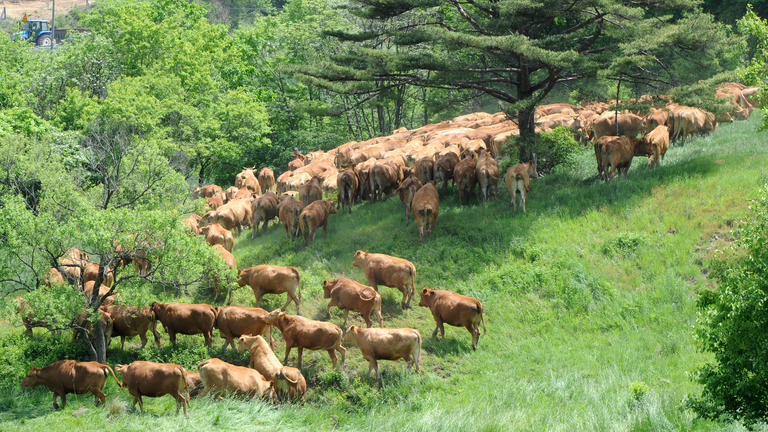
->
[122,336,129,350]
[94,388,106,406]
[337,345,346,368]
[169,330,176,345]
[400,288,408,310]
[297,347,304,370]
[52,392,60,410]
[328,349,337,369]
[152,324,162,348]
[520,188,526,214]
[467,324,479,350]
[362,311,371,328]
[511,188,517,211]
[284,224,291,240]
[367,359,376,377]
[204,331,212,347]
[323,222,328,238]
[284,345,293,366]
[60,393,67,409]
[222,338,231,351]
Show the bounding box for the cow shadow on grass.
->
[422,334,474,357]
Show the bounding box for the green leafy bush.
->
[535,127,582,174]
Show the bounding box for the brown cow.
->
[115,361,189,416]
[370,161,402,203]
[298,199,338,246]
[355,158,376,201]
[58,247,89,282]
[342,326,421,381]
[236,335,306,402]
[205,193,224,210]
[83,281,118,306]
[212,198,253,234]
[397,173,423,226]
[352,251,416,309]
[262,309,346,369]
[643,125,670,168]
[412,182,439,241]
[185,370,203,398]
[258,168,275,192]
[237,265,301,314]
[183,214,202,235]
[197,358,275,400]
[336,169,358,215]
[192,184,223,200]
[475,150,500,202]
[215,305,273,350]
[322,278,383,328]
[235,168,261,195]
[151,302,218,347]
[644,108,668,132]
[83,262,114,287]
[44,267,66,287]
[224,186,240,202]
[200,223,234,252]
[251,192,280,238]
[22,360,122,409]
[434,152,459,193]
[415,156,434,184]
[454,155,477,205]
[599,136,644,182]
[505,156,537,214]
[209,244,237,302]
[669,106,716,144]
[418,287,487,350]
[278,195,304,241]
[288,157,305,171]
[298,176,322,206]
[103,304,162,350]
[590,111,644,140]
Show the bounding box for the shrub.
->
[535,127,582,174]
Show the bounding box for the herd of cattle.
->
[16,81,757,415]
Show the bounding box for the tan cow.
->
[370,161,403,203]
[505,156,537,213]
[44,267,66,287]
[454,155,477,205]
[200,223,234,252]
[298,199,338,246]
[418,288,487,350]
[397,172,423,226]
[298,176,323,206]
[352,251,416,309]
[224,186,240,202]
[72,308,114,344]
[58,247,89,283]
[205,194,224,210]
[83,281,118,306]
[644,108,669,132]
[355,158,376,201]
[288,157,305,171]
[115,361,189,416]
[192,184,223,200]
[83,262,114,287]
[434,152,459,193]
[599,136,644,181]
[151,302,218,347]
[258,168,275,192]
[669,106,716,144]
[590,111,644,140]
[197,358,275,400]
[14,296,58,336]
[183,214,202,235]
[278,195,304,241]
[215,305,272,350]
[643,125,670,168]
[263,309,346,369]
[412,182,439,241]
[414,157,434,184]
[236,335,306,402]
[212,198,253,234]
[342,326,421,381]
[102,304,162,350]
[22,360,122,409]
[235,168,261,195]
[475,150,500,202]
[322,278,383,328]
[237,265,301,314]
[337,169,358,215]
[251,192,280,238]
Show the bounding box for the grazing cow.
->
[83,281,117,306]
[415,157,434,184]
[418,288,487,350]
[251,192,280,238]
[298,176,323,206]
[237,265,301,314]
[44,267,66,286]
[322,278,383,328]
[342,326,421,381]
[192,184,223,200]
[352,250,416,309]
[397,173,423,225]
[102,304,162,350]
[212,198,253,234]
[278,195,304,241]
[454,155,477,205]
[200,223,234,252]
[258,168,275,192]
[205,194,224,210]
[215,305,272,350]
[598,136,644,182]
[336,169,358,215]
[185,370,203,398]
[22,360,122,409]
[197,358,275,400]
[298,199,338,246]
[183,214,202,235]
[475,150,500,203]
[434,152,459,193]
[262,309,346,369]
[370,161,402,203]
[236,335,306,401]
[83,262,114,287]
[115,361,189,416]
[590,111,644,140]
[235,168,262,195]
[151,302,218,347]
[412,182,439,241]
[643,125,670,168]
[505,156,537,213]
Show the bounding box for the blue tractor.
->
[11,20,54,47]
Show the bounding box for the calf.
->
[353,250,416,309]
[337,169,358,214]
[22,360,122,409]
[151,302,218,347]
[342,326,421,381]
[278,196,304,241]
[298,176,323,206]
[258,168,275,192]
[322,278,383,328]
[505,156,537,214]
[192,184,222,200]
[434,152,459,193]
[236,335,306,402]
[197,358,275,400]
[298,199,338,246]
[200,223,234,252]
[237,265,301,314]
[475,150,500,202]
[418,287,486,350]
[251,192,280,238]
[599,136,644,182]
[397,173,423,226]
[215,305,272,350]
[453,156,477,204]
[263,309,346,369]
[115,361,189,416]
[235,168,262,195]
[103,304,161,350]
[412,182,439,241]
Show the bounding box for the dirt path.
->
[1,0,92,20]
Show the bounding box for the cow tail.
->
[103,364,123,388]
[477,304,487,334]
[409,265,416,298]
[414,330,422,371]
[178,366,190,401]
[291,266,302,302]
[280,367,299,384]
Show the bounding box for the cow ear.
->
[421,287,428,295]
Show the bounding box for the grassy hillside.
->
[2,114,767,431]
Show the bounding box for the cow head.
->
[326,200,338,214]
[418,287,436,307]
[352,251,368,269]
[21,368,42,387]
[342,325,359,345]
[150,302,162,317]
[236,335,260,353]
[236,269,248,287]
[322,280,336,298]
[263,309,285,325]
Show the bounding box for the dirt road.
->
[1,0,91,20]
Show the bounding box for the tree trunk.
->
[94,319,106,363]
[517,106,536,162]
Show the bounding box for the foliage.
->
[533,126,582,174]
[738,5,768,131]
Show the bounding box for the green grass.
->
[2,114,768,431]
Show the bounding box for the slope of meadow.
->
[1,113,767,431]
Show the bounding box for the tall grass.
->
[2,114,768,431]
